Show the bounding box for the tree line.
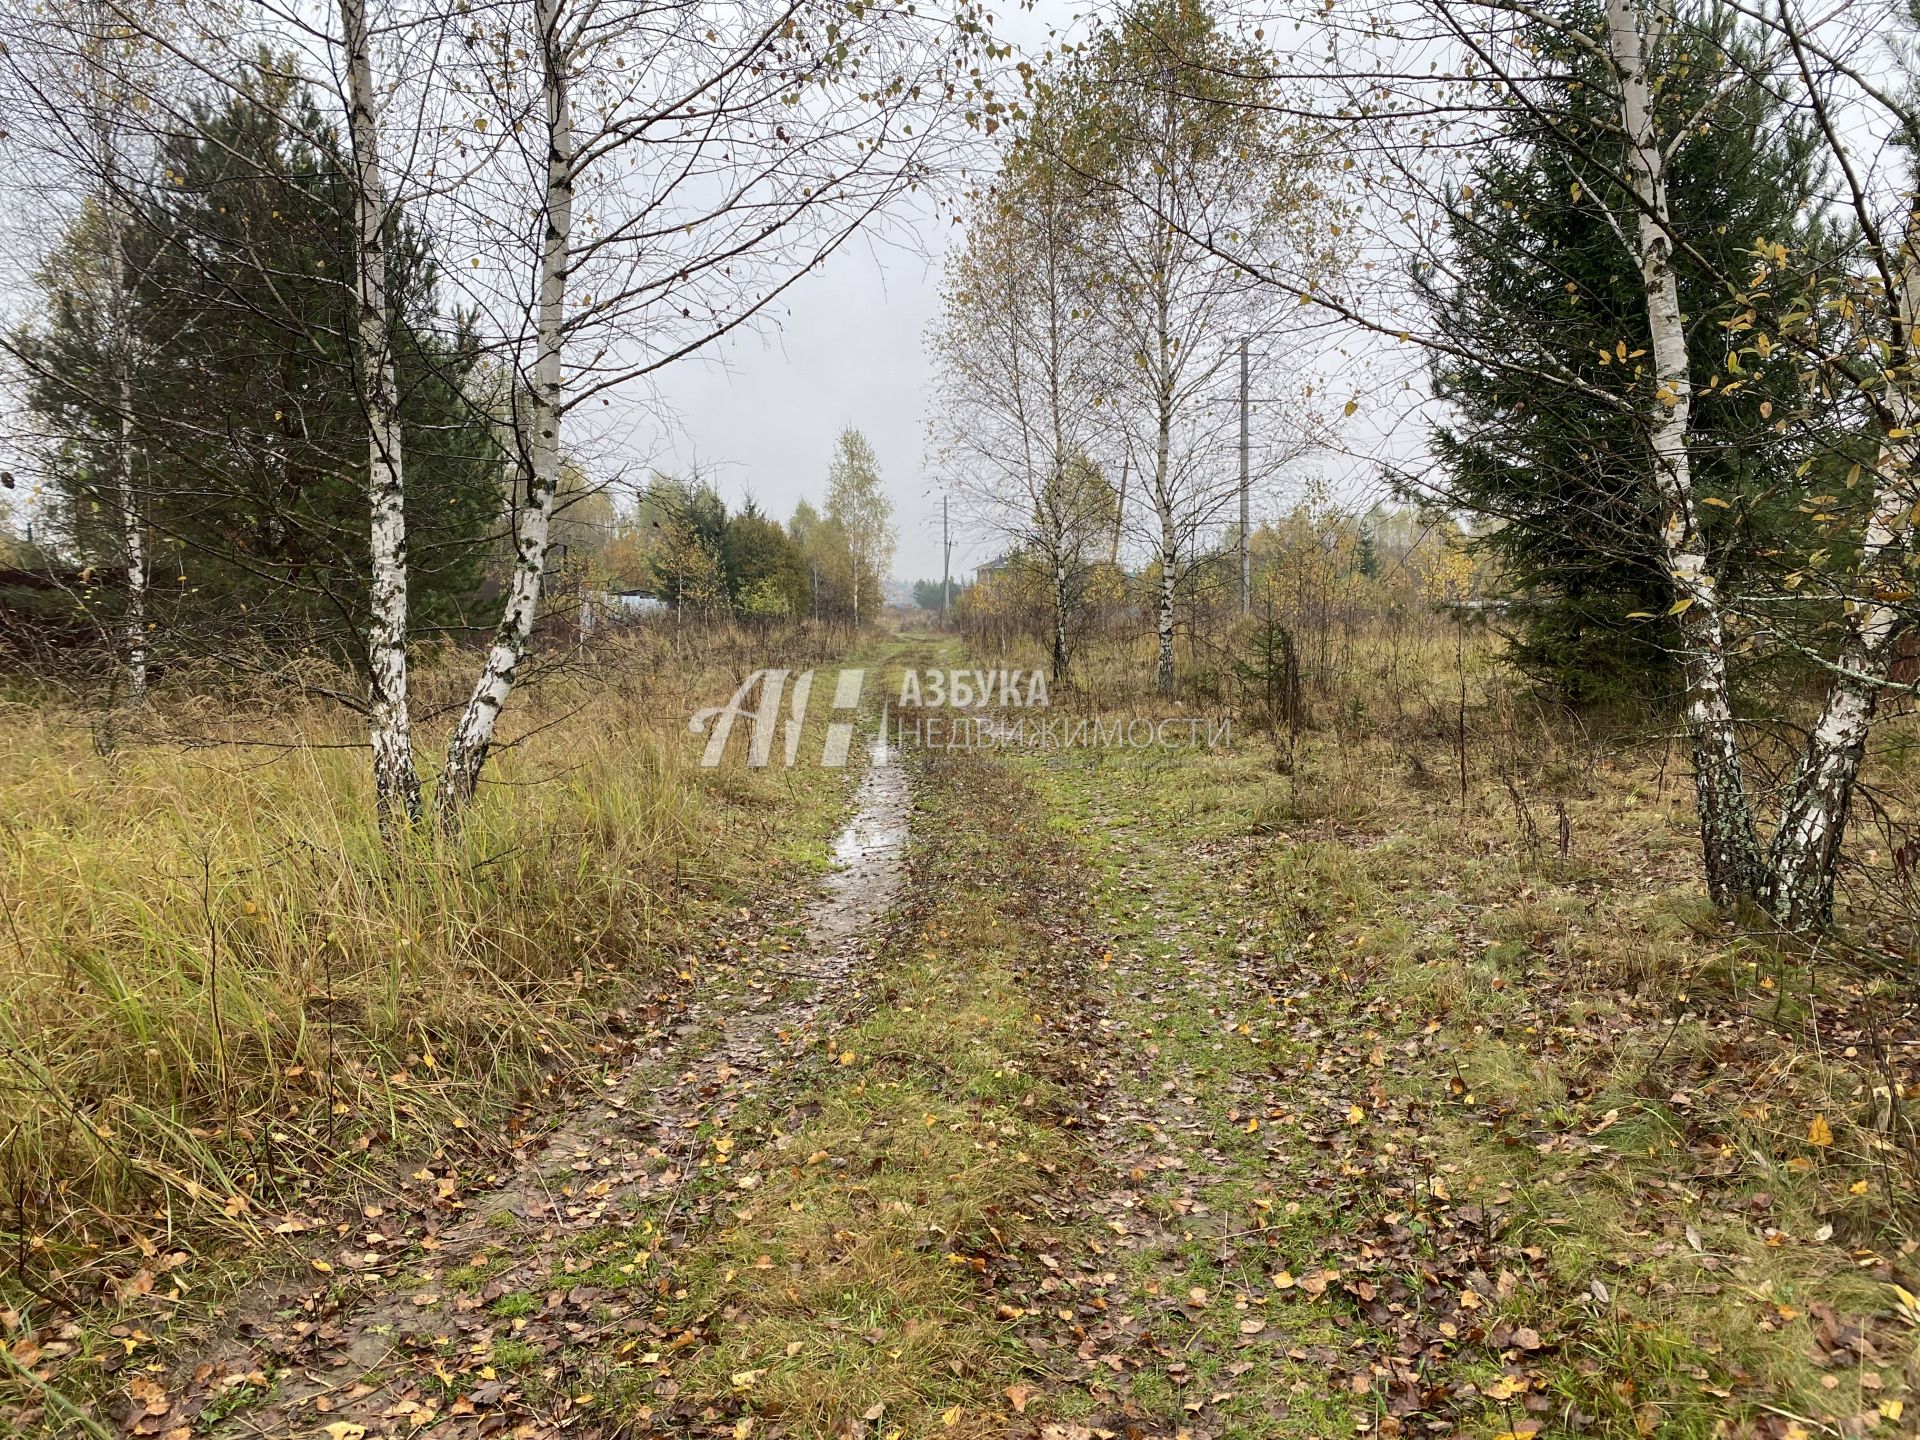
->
[591,430,896,627]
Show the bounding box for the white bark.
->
[1609,0,1762,904]
[87,14,146,705]
[341,0,421,831]
[1155,487,1176,697]
[1052,550,1070,681]
[1152,342,1177,697]
[1765,236,1920,927]
[436,0,572,824]
[111,226,146,704]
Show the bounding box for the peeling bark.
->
[1608,0,1763,904]
[436,0,572,827]
[341,0,421,831]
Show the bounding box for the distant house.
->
[607,589,669,618]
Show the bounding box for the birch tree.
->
[930,135,1117,679]
[339,0,421,827]
[0,0,168,704]
[824,428,895,631]
[1603,0,1765,902]
[1733,0,1920,925]
[1046,0,1335,694]
[433,0,573,822]
[430,0,982,822]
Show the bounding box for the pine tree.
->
[1419,0,1849,703]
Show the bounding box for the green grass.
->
[1018,718,1919,1440]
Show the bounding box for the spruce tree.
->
[1420,0,1846,702]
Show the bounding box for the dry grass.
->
[0,627,848,1320]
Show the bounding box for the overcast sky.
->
[641,1,1083,589]
[646,223,964,586]
[631,0,1424,588]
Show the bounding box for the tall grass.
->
[0,629,840,1309]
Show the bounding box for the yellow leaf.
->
[1879,1400,1903,1422]
[731,1368,764,1390]
[1347,1103,1365,1124]
[325,1426,367,1440]
[311,1259,333,1274]
[1343,400,1358,417]
[942,1405,963,1427]
[1808,1114,1834,1147]
[1667,597,1694,615]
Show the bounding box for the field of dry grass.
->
[0,626,854,1412]
[6,614,1919,1438]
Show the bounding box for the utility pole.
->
[1238,335,1251,617]
[941,492,952,618]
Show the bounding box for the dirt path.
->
[159,760,910,1440]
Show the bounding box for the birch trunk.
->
[93,43,145,705]
[1764,236,1920,928]
[435,0,572,825]
[1155,494,1176,697]
[1151,276,1176,697]
[112,242,146,704]
[1609,0,1763,905]
[1052,552,1070,682]
[341,0,421,830]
